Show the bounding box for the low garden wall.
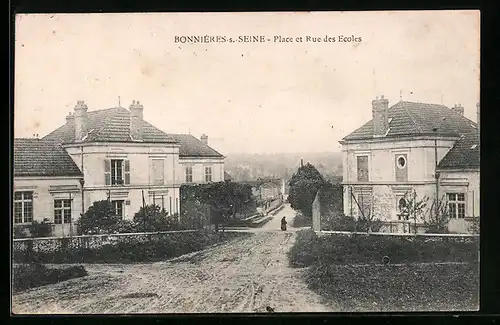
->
[12,229,251,264]
[13,229,199,254]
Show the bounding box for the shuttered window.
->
[105,159,130,185]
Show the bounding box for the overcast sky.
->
[14,11,480,154]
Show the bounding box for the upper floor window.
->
[105,159,130,186]
[205,166,212,183]
[54,199,72,224]
[151,159,165,185]
[185,166,193,183]
[447,193,466,219]
[112,200,124,218]
[14,191,33,224]
[356,156,369,182]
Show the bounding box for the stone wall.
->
[12,230,199,254]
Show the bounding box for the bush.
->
[133,205,179,232]
[321,214,356,231]
[292,212,312,228]
[78,200,122,235]
[12,264,88,293]
[13,225,31,239]
[29,219,53,238]
[287,229,319,267]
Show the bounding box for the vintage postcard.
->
[12,11,480,314]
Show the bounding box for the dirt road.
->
[12,205,334,314]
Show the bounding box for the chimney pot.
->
[451,103,464,116]
[200,134,208,145]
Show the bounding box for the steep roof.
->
[438,131,480,170]
[43,107,177,144]
[14,138,83,177]
[166,134,224,158]
[342,101,478,141]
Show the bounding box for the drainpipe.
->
[80,145,85,215]
[433,129,440,218]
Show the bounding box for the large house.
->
[339,95,480,233]
[13,100,225,236]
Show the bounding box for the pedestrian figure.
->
[281,216,287,231]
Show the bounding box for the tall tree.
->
[288,163,326,217]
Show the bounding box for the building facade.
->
[339,96,480,233]
[13,139,84,237]
[14,100,225,236]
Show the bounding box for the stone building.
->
[339,95,480,233]
[13,100,225,236]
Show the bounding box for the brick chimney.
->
[129,100,144,141]
[372,95,389,136]
[452,103,464,116]
[74,100,88,141]
[476,101,480,129]
[66,112,74,124]
[200,134,208,145]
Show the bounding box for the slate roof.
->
[342,101,478,141]
[43,107,177,144]
[437,131,480,170]
[166,134,224,158]
[14,138,83,177]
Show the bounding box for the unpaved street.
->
[12,205,334,314]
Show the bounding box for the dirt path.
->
[12,207,333,314]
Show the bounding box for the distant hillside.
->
[224,152,343,182]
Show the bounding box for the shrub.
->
[13,225,31,239]
[78,200,122,235]
[292,212,312,228]
[287,229,319,267]
[322,214,356,231]
[29,219,53,238]
[133,205,179,232]
[12,264,88,292]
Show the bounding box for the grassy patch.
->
[288,230,478,268]
[12,263,88,293]
[288,229,479,311]
[306,262,479,312]
[14,230,250,264]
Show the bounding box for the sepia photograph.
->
[12,11,480,314]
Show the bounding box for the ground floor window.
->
[447,193,466,219]
[14,191,33,224]
[356,193,372,218]
[112,200,125,218]
[54,199,72,224]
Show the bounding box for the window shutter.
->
[124,160,130,185]
[104,160,111,185]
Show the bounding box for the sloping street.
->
[12,204,334,314]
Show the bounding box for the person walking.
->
[281,216,287,231]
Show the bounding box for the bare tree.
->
[424,195,451,234]
[399,190,428,234]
